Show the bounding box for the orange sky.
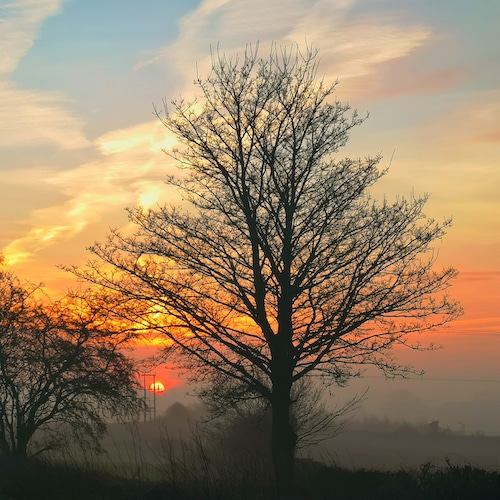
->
[1,0,499,432]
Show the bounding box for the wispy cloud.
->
[366,65,465,101]
[1,1,178,266]
[415,89,500,160]
[459,271,500,282]
[0,83,90,149]
[0,0,89,149]
[0,0,63,76]
[2,120,177,265]
[151,0,431,99]
[284,3,431,80]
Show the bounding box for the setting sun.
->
[149,381,165,394]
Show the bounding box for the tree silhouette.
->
[75,45,461,496]
[0,265,143,459]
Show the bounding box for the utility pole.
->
[140,372,156,421]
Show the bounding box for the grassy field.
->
[1,454,500,499]
[1,409,500,499]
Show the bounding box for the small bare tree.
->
[0,265,143,459]
[74,45,461,496]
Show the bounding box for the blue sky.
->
[1,0,500,432]
[10,0,200,137]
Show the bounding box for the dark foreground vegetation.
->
[1,454,500,499]
[2,409,500,499]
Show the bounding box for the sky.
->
[1,0,499,434]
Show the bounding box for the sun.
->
[149,381,165,394]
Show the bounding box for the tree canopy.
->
[0,264,143,458]
[73,45,461,495]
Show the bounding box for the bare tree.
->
[0,265,143,459]
[74,45,461,496]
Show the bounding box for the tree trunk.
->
[271,381,297,499]
[12,422,32,460]
[15,431,29,460]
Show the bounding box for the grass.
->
[1,415,500,499]
[1,455,500,499]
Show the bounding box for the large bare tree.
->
[75,46,461,496]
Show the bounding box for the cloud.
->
[459,271,500,282]
[2,120,177,265]
[356,62,465,101]
[0,0,89,149]
[467,91,500,145]
[151,0,431,99]
[283,4,431,80]
[414,89,500,161]
[0,83,90,149]
[0,0,179,267]
[0,0,63,76]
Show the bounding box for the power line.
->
[363,375,500,383]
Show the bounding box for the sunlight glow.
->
[149,381,165,394]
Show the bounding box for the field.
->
[1,405,500,499]
[314,418,500,470]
